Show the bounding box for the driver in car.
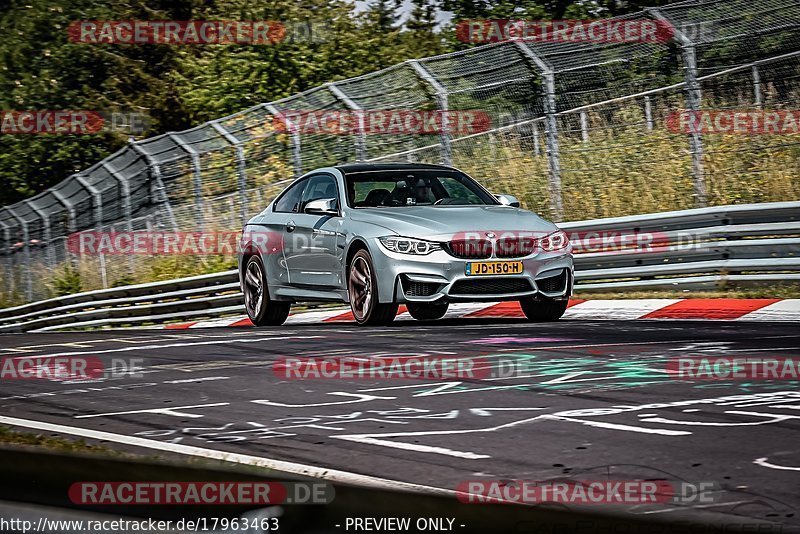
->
[412,177,433,204]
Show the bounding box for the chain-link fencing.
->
[1,0,799,303]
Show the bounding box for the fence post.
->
[533,121,541,156]
[169,134,205,231]
[74,175,103,228]
[73,174,107,288]
[22,199,54,270]
[0,220,12,300]
[406,140,416,162]
[4,208,32,301]
[50,188,77,275]
[650,8,706,207]
[102,162,132,232]
[130,143,177,230]
[328,83,367,162]
[101,162,134,274]
[515,42,562,221]
[580,110,589,143]
[407,60,451,166]
[644,96,654,131]
[211,121,249,225]
[681,44,707,207]
[265,104,303,179]
[752,65,763,108]
[51,189,76,233]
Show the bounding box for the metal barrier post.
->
[74,175,103,228]
[328,83,367,162]
[102,162,134,274]
[169,134,205,231]
[408,60,451,166]
[4,208,32,301]
[210,121,249,225]
[23,199,54,270]
[74,175,107,288]
[130,143,178,230]
[51,189,76,233]
[0,220,11,300]
[265,104,303,179]
[650,8,706,207]
[752,65,763,108]
[516,42,563,221]
[102,162,133,232]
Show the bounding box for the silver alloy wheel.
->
[349,256,372,320]
[244,260,264,318]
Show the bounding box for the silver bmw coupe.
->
[239,163,573,326]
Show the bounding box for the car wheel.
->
[519,297,568,322]
[348,249,398,326]
[244,255,291,326]
[407,302,449,321]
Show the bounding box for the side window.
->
[300,174,338,212]
[273,178,308,213]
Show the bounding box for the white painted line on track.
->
[0,415,455,496]
[10,335,324,359]
[754,457,800,471]
[74,402,230,419]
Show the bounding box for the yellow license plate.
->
[465,261,524,276]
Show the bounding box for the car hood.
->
[348,205,559,240]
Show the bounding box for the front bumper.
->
[368,238,574,304]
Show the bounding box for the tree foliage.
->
[0,0,674,205]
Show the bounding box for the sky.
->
[352,0,455,29]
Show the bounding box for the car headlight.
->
[539,230,569,252]
[379,236,441,255]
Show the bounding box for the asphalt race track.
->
[1,318,799,530]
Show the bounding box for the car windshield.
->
[345,169,498,208]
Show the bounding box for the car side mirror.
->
[495,194,520,207]
[304,198,338,216]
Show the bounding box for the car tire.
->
[519,297,568,322]
[243,255,291,326]
[407,302,449,321]
[348,249,398,326]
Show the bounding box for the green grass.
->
[0,426,116,454]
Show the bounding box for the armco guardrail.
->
[0,201,797,333]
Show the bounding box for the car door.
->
[283,173,344,288]
[258,177,307,288]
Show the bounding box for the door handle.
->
[286,221,296,233]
